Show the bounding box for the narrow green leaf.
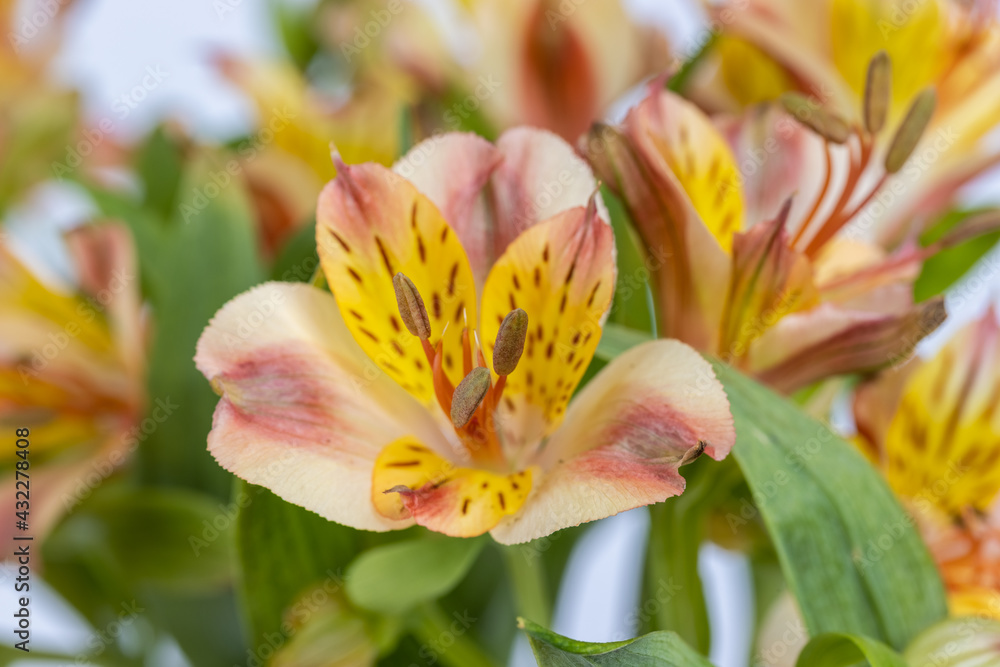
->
[142,152,264,496]
[715,361,948,648]
[235,483,360,646]
[346,536,485,614]
[590,326,948,647]
[796,633,907,667]
[519,618,714,666]
[603,186,655,334]
[45,485,233,592]
[914,208,1000,301]
[595,323,653,362]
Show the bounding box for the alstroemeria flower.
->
[693,0,1000,243]
[853,309,1000,617]
[1,223,145,544]
[580,83,1000,392]
[196,129,735,543]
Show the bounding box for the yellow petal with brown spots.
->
[480,205,615,451]
[316,162,479,403]
[371,437,532,537]
[640,91,745,252]
[885,313,1000,514]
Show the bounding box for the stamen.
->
[451,367,492,428]
[393,272,432,339]
[780,93,851,144]
[431,340,455,412]
[493,308,529,376]
[885,88,937,174]
[863,51,891,135]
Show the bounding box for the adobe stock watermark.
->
[178,106,295,223]
[622,578,683,638]
[6,0,71,53]
[340,0,406,62]
[414,610,477,666]
[52,65,170,178]
[236,569,349,667]
[17,266,137,385]
[752,617,808,667]
[62,397,180,512]
[75,600,145,666]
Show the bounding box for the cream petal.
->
[195,282,453,532]
[491,340,734,544]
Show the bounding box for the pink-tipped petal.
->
[491,340,734,544]
[393,133,502,285]
[195,282,452,532]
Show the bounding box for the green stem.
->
[643,457,742,653]
[503,544,552,628]
[412,604,498,667]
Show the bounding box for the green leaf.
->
[45,485,233,592]
[603,187,655,334]
[346,536,486,614]
[134,125,185,219]
[519,618,714,666]
[270,219,318,282]
[132,151,263,496]
[234,483,360,647]
[715,360,948,648]
[643,457,742,652]
[796,633,907,667]
[590,326,948,647]
[595,323,653,363]
[914,208,1000,301]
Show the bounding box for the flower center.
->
[393,271,527,469]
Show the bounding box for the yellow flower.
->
[0,224,146,542]
[702,0,1000,243]
[583,84,979,392]
[196,129,735,542]
[854,309,1000,616]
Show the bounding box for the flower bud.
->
[885,88,936,174]
[393,272,431,339]
[451,367,491,428]
[493,308,528,376]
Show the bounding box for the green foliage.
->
[87,144,265,497]
[520,618,714,666]
[716,360,948,648]
[42,484,245,666]
[796,633,907,667]
[599,324,948,651]
[345,535,486,614]
[914,208,1000,301]
[234,483,361,648]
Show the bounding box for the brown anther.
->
[493,308,528,376]
[393,272,431,339]
[780,93,851,144]
[450,367,491,428]
[863,51,891,134]
[885,88,937,174]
